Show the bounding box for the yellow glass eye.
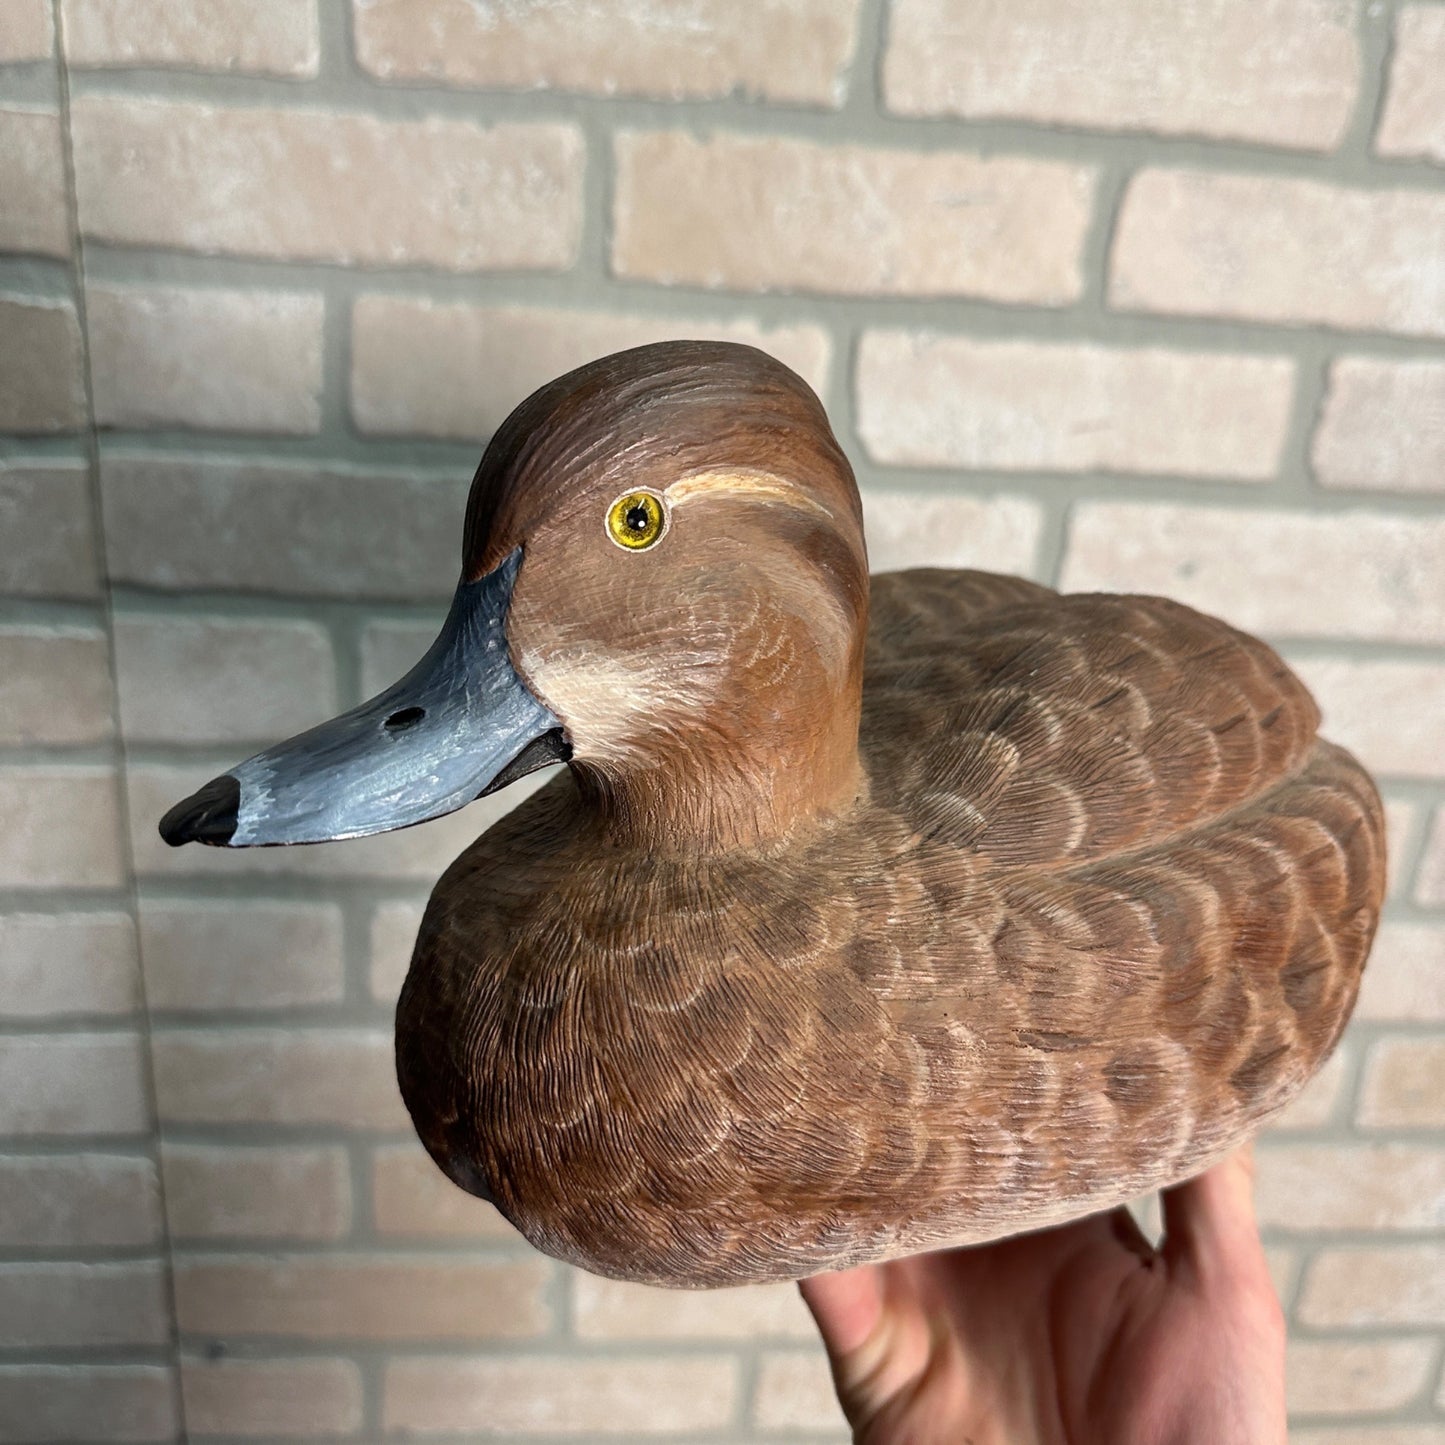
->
[605,490,667,551]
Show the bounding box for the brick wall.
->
[1,1,1442,1440]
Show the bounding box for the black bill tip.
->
[159,774,241,848]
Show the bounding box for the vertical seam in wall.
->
[579,105,612,286]
[1036,495,1072,591]
[48,5,189,1438]
[1343,0,1398,162]
[1079,164,1130,316]
[1275,344,1333,505]
[846,0,890,117]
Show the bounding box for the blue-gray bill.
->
[158,549,567,848]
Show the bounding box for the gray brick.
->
[0,298,85,433]
[0,465,102,600]
[0,1264,169,1348]
[88,284,324,434]
[0,625,113,745]
[0,1154,161,1249]
[0,913,139,1019]
[0,1365,176,1442]
[0,108,68,258]
[100,455,467,600]
[0,1033,149,1136]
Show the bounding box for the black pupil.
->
[625,503,651,533]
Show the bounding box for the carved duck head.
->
[161,341,870,854]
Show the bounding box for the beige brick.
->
[100,455,467,599]
[754,1349,848,1432]
[360,617,446,700]
[1419,805,1445,906]
[0,464,101,599]
[0,1365,176,1444]
[151,1028,409,1129]
[0,1032,148,1135]
[0,1153,160,1248]
[1377,5,1445,165]
[0,297,84,431]
[1358,1037,1445,1128]
[861,488,1043,576]
[382,1355,735,1433]
[0,625,112,746]
[857,332,1292,478]
[368,899,426,1001]
[162,1143,350,1241]
[128,761,541,883]
[112,609,335,745]
[1060,503,1445,645]
[1313,358,1445,494]
[62,0,318,75]
[370,1141,516,1240]
[89,284,324,434]
[1267,1046,1347,1131]
[1285,1338,1435,1416]
[1299,1245,1445,1326]
[1256,1142,1445,1230]
[114,612,335,744]
[180,1355,360,1437]
[575,1276,813,1340]
[73,98,582,270]
[351,297,831,440]
[0,1262,168,1347]
[1357,922,1445,1021]
[614,131,1094,302]
[0,765,125,888]
[354,0,857,105]
[0,0,53,60]
[0,109,68,258]
[1112,170,1445,338]
[0,913,138,1019]
[139,899,344,1012]
[884,0,1355,151]
[1286,655,1445,779]
[175,1253,551,1341]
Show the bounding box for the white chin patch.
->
[517,645,723,762]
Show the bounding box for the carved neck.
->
[569,679,865,855]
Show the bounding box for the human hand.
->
[800,1148,1286,1445]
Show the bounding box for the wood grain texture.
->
[396,342,1384,1287]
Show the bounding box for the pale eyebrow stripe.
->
[664,468,834,519]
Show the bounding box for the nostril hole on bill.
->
[384,706,427,732]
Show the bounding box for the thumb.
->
[799,1264,887,1359]
[799,1265,934,1428]
[1160,1144,1270,1286]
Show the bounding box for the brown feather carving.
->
[394,341,1384,1287]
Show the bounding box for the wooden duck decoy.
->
[161,340,1384,1288]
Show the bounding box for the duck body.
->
[400,571,1380,1286]
[160,341,1384,1287]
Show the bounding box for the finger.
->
[1160,1144,1267,1280]
[799,1264,886,1359]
